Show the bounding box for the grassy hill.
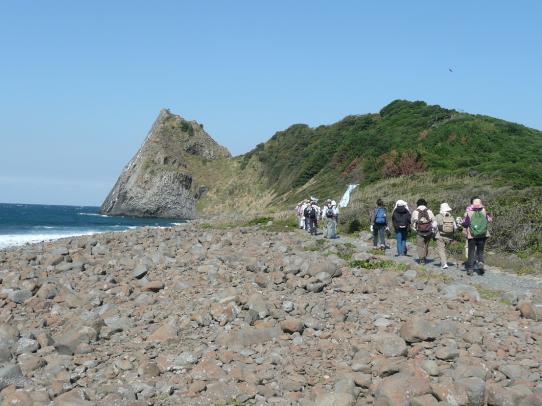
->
[239,100,542,204]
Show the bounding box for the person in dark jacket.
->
[392,200,411,256]
[370,199,388,249]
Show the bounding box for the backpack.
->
[374,207,386,224]
[309,206,317,220]
[394,211,410,229]
[469,210,488,238]
[416,209,433,236]
[325,207,334,218]
[303,206,310,218]
[441,213,455,234]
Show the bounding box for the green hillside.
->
[241,100,542,203]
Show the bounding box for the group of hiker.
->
[295,199,339,239]
[295,196,492,276]
[371,197,492,275]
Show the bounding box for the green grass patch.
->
[336,242,356,261]
[475,285,509,304]
[246,216,274,226]
[350,258,408,272]
[516,267,541,276]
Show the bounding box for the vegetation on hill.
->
[241,100,542,203]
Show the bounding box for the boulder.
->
[374,366,431,405]
[517,301,542,321]
[374,334,407,357]
[442,284,480,302]
[399,317,439,343]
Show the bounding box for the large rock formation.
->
[100,109,230,219]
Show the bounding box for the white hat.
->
[394,199,410,212]
[440,202,452,213]
[331,200,336,206]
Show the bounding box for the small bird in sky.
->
[449,68,454,72]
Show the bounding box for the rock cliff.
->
[100,109,230,219]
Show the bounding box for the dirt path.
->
[308,227,542,299]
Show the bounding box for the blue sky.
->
[1,1,540,205]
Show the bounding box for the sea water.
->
[0,203,183,249]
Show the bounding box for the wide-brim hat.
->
[440,202,452,212]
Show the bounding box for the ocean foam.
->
[78,212,110,217]
[0,231,98,250]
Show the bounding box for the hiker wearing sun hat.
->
[324,200,339,239]
[392,200,411,256]
[461,198,493,275]
[435,202,457,269]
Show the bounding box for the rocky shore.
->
[0,223,541,405]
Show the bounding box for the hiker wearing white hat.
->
[392,200,411,256]
[323,199,339,239]
[435,202,457,269]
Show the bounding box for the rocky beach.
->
[0,222,541,406]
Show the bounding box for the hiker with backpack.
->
[461,198,492,275]
[305,200,319,235]
[370,199,388,250]
[435,202,457,269]
[392,200,411,256]
[324,200,339,239]
[411,199,437,265]
[302,200,311,231]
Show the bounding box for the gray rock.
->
[304,317,324,331]
[421,360,439,376]
[501,290,519,305]
[282,301,295,313]
[442,284,481,302]
[400,317,439,343]
[315,272,332,284]
[174,352,200,368]
[0,364,24,391]
[403,269,417,281]
[308,260,341,278]
[374,333,407,357]
[3,289,33,304]
[435,340,459,361]
[132,263,148,279]
[52,246,69,256]
[500,364,529,381]
[16,337,39,355]
[314,392,355,406]
[456,377,486,406]
[374,318,392,328]
[306,282,326,293]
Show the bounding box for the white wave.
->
[0,231,99,250]
[339,184,359,208]
[78,212,109,217]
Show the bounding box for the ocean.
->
[0,203,184,249]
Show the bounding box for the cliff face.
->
[100,109,230,219]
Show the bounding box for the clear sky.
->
[1,1,540,205]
